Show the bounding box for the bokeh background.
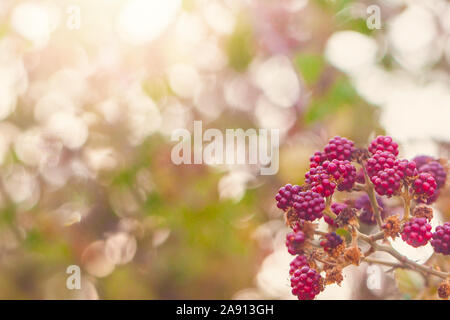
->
[0,0,449,299]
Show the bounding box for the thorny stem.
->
[356,230,449,279]
[401,188,411,222]
[323,197,337,221]
[361,162,384,227]
[363,257,405,269]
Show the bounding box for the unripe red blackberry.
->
[325,202,347,226]
[320,232,343,253]
[305,167,336,197]
[401,217,432,248]
[291,191,325,221]
[289,255,310,275]
[412,172,437,199]
[419,161,446,189]
[366,151,397,177]
[355,194,385,225]
[431,222,450,255]
[290,266,323,300]
[412,155,434,169]
[310,151,327,168]
[370,168,402,197]
[369,135,399,156]
[306,160,356,195]
[395,159,418,180]
[275,184,302,211]
[286,230,306,255]
[324,136,355,161]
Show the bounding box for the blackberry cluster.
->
[324,136,355,161]
[289,255,309,275]
[431,222,450,255]
[369,135,399,156]
[401,217,433,248]
[366,151,397,177]
[320,232,343,253]
[355,194,385,225]
[412,172,437,199]
[412,155,434,169]
[290,266,323,300]
[306,160,356,196]
[370,168,402,197]
[286,230,306,255]
[366,152,417,181]
[275,184,302,211]
[395,159,418,180]
[291,191,325,221]
[305,166,336,197]
[419,161,446,189]
[276,135,449,300]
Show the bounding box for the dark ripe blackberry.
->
[370,168,402,197]
[431,222,450,255]
[369,135,399,156]
[286,230,306,255]
[291,191,325,221]
[412,155,434,169]
[324,136,356,161]
[275,184,302,211]
[419,161,446,189]
[366,151,397,177]
[412,172,437,199]
[320,232,343,253]
[355,194,385,225]
[290,266,323,300]
[310,151,327,168]
[325,202,347,226]
[289,255,310,275]
[305,167,336,197]
[401,217,432,248]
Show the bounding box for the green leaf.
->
[394,269,425,299]
[226,16,254,72]
[294,53,324,85]
[335,228,351,242]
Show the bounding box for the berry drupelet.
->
[355,194,385,225]
[401,217,433,248]
[324,136,355,162]
[289,255,310,275]
[431,222,450,255]
[286,230,306,255]
[369,135,399,156]
[290,266,323,300]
